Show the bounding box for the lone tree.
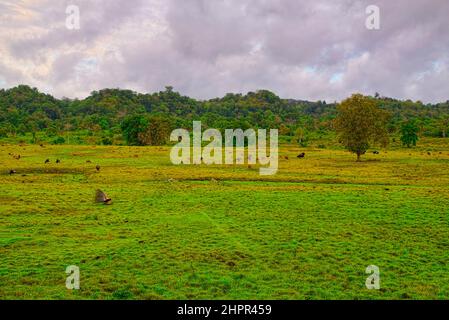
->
[334,94,389,161]
[400,120,419,147]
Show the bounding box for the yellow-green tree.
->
[334,94,389,161]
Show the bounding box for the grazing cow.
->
[372,151,380,155]
[427,152,431,156]
[56,159,60,164]
[95,189,112,205]
[284,156,289,160]
[86,160,92,163]
[96,165,101,171]
[297,152,305,158]
[9,169,16,175]
[45,159,50,164]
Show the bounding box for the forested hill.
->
[1,85,449,144]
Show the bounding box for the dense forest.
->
[0,85,448,146]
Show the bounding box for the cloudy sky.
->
[0,0,448,102]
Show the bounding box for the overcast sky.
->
[0,0,448,102]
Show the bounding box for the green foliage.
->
[0,127,7,138]
[335,94,390,161]
[1,85,449,147]
[52,136,66,145]
[121,115,149,146]
[120,114,172,146]
[437,116,449,138]
[400,120,419,147]
[136,115,173,146]
[101,136,113,145]
[294,127,310,147]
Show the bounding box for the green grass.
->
[1,140,449,299]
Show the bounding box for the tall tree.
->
[437,116,449,138]
[334,94,389,161]
[137,115,172,146]
[400,120,419,147]
[121,114,149,146]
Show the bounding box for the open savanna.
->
[1,139,449,299]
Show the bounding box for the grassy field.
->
[1,139,449,299]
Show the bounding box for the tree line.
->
[0,85,448,151]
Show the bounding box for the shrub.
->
[52,136,66,145]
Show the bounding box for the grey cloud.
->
[0,0,448,103]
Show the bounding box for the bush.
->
[0,128,7,138]
[52,136,66,145]
[101,136,113,145]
